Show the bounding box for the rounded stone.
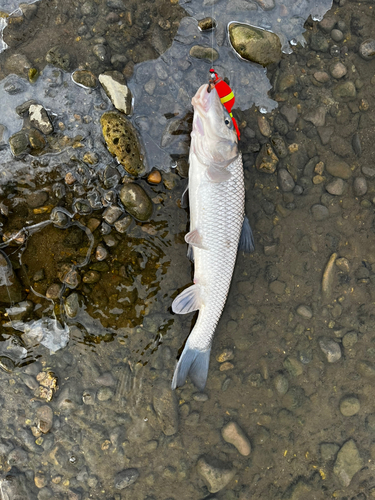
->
[311,204,329,221]
[296,304,313,319]
[36,405,53,434]
[278,169,295,192]
[353,177,367,196]
[330,62,347,79]
[331,29,344,42]
[114,468,139,489]
[273,373,289,395]
[97,387,114,401]
[326,178,345,196]
[340,396,360,416]
[326,160,351,179]
[221,421,251,456]
[119,183,153,221]
[342,331,358,348]
[319,337,341,363]
[359,39,375,60]
[189,45,219,62]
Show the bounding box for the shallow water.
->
[1,0,375,498]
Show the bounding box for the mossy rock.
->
[100,112,145,177]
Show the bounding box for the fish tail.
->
[171,339,211,391]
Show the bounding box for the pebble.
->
[99,72,132,115]
[330,62,347,79]
[46,283,62,300]
[36,405,53,434]
[304,106,326,127]
[352,133,362,157]
[221,421,251,456]
[331,29,344,42]
[219,362,234,371]
[216,349,234,363]
[314,71,330,83]
[359,39,375,60]
[319,337,341,363]
[189,45,218,61]
[269,280,286,294]
[72,70,97,88]
[114,469,139,489]
[196,457,236,493]
[147,170,162,184]
[274,373,289,395]
[255,143,279,174]
[283,357,303,377]
[283,386,305,410]
[353,177,367,196]
[114,216,132,233]
[342,331,358,348]
[97,387,114,401]
[340,396,360,416]
[326,178,345,196]
[82,389,96,405]
[46,46,70,70]
[9,131,29,156]
[257,115,272,137]
[333,81,357,99]
[357,360,375,378]
[102,206,123,225]
[334,439,363,487]
[119,183,153,221]
[278,169,295,192]
[96,245,108,261]
[336,257,350,273]
[296,304,313,319]
[311,204,329,221]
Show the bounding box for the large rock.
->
[229,23,281,67]
[100,112,145,176]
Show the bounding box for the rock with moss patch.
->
[46,46,71,71]
[100,112,144,176]
[72,70,97,89]
[229,23,281,67]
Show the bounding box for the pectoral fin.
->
[172,284,201,314]
[206,165,232,183]
[238,216,255,253]
[185,229,204,248]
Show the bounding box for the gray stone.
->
[114,216,132,233]
[304,106,326,127]
[280,105,298,125]
[359,39,375,60]
[114,469,139,489]
[334,439,363,487]
[326,160,351,179]
[318,126,334,145]
[362,166,375,178]
[9,131,29,156]
[296,304,313,319]
[330,62,347,79]
[342,331,358,348]
[196,457,235,493]
[283,357,303,377]
[320,442,339,461]
[273,373,289,395]
[326,178,345,196]
[229,23,281,67]
[340,396,360,416]
[119,183,153,221]
[25,190,48,208]
[36,405,53,434]
[353,177,367,196]
[333,81,357,99]
[72,70,97,88]
[97,387,114,401]
[331,29,344,42]
[278,169,295,192]
[189,46,219,61]
[46,46,70,70]
[103,206,123,225]
[319,337,341,363]
[310,32,329,52]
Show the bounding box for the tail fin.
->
[171,340,211,391]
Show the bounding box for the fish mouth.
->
[191,84,213,114]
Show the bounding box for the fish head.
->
[191,84,238,169]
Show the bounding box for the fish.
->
[171,81,254,390]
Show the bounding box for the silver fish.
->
[171,83,254,390]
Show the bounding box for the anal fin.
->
[172,284,201,314]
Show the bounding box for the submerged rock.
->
[229,23,281,67]
[100,112,144,176]
[197,456,235,493]
[29,104,53,135]
[119,183,153,221]
[9,130,29,156]
[72,70,97,88]
[152,382,178,436]
[189,45,219,61]
[334,439,363,487]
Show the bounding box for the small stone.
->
[29,104,53,135]
[64,292,81,318]
[147,170,162,184]
[97,387,114,401]
[331,29,344,42]
[333,81,357,100]
[65,172,76,185]
[320,442,340,461]
[283,357,303,377]
[219,362,234,371]
[96,245,108,261]
[274,373,289,395]
[334,439,363,487]
[114,469,139,489]
[357,360,375,378]
[99,72,132,115]
[221,422,251,456]
[196,457,235,493]
[198,17,216,30]
[319,337,341,363]
[46,283,62,300]
[311,204,329,221]
[280,105,298,125]
[336,257,350,273]
[25,190,49,208]
[340,396,360,416]
[9,131,29,156]
[255,143,278,174]
[35,473,47,489]
[342,331,358,348]
[36,405,53,434]
[359,39,375,60]
[102,206,123,225]
[326,178,345,196]
[72,70,97,88]
[269,280,286,294]
[296,304,313,319]
[119,183,153,221]
[82,389,95,405]
[216,349,234,363]
[257,115,272,137]
[304,106,326,127]
[353,177,367,196]
[330,62,347,79]
[278,169,295,192]
[114,216,132,233]
[314,71,330,83]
